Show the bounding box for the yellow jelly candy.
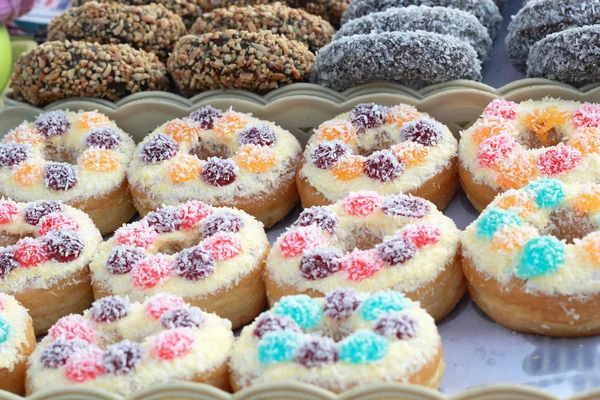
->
[386,105,422,128]
[392,141,429,166]
[581,232,600,264]
[525,106,567,147]
[332,155,365,181]
[12,162,43,186]
[573,184,600,214]
[492,226,536,253]
[570,128,600,155]
[78,111,111,130]
[167,154,202,183]
[494,151,535,190]
[5,126,43,145]
[80,148,118,172]
[237,144,276,173]
[495,192,535,218]
[472,118,511,145]
[214,112,248,139]
[316,120,355,145]
[164,119,201,143]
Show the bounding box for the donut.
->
[10,41,169,106]
[264,191,464,321]
[0,294,35,395]
[47,2,186,62]
[71,0,207,28]
[229,290,444,391]
[340,0,502,39]
[297,103,459,210]
[26,294,234,394]
[90,201,269,329]
[333,5,492,60]
[462,180,600,336]
[0,110,137,235]
[190,3,335,53]
[506,0,600,71]
[527,25,600,85]
[167,32,315,95]
[0,200,102,334]
[310,31,482,91]
[458,98,600,211]
[127,106,302,228]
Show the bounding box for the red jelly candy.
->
[341,250,384,281]
[482,99,517,120]
[401,224,441,248]
[476,134,517,167]
[279,228,323,258]
[115,221,157,249]
[14,238,48,268]
[342,192,382,216]
[64,348,104,383]
[202,233,241,261]
[0,201,18,224]
[38,212,79,236]
[145,294,185,319]
[48,315,95,343]
[573,104,600,128]
[538,144,581,176]
[176,201,212,229]
[131,254,172,289]
[151,329,195,360]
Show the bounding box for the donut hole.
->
[43,143,80,165]
[342,226,385,251]
[541,208,596,244]
[517,128,564,149]
[189,140,233,160]
[150,234,201,256]
[355,130,394,156]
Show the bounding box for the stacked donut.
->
[507,0,600,85]
[311,0,503,90]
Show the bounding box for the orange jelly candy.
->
[570,128,600,155]
[386,105,422,128]
[214,112,248,139]
[237,144,276,173]
[472,118,511,145]
[80,148,118,172]
[494,152,535,190]
[495,192,535,218]
[167,155,202,183]
[581,232,600,264]
[392,141,429,166]
[316,120,355,145]
[164,119,201,143]
[492,226,535,252]
[77,112,111,130]
[524,106,567,146]
[573,184,600,214]
[332,155,365,181]
[5,126,43,145]
[12,162,43,186]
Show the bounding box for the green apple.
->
[0,25,12,95]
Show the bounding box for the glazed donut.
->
[167,32,314,95]
[127,106,302,228]
[297,103,459,210]
[10,41,169,106]
[229,290,444,391]
[47,2,186,62]
[264,191,464,321]
[506,0,600,71]
[190,3,335,53]
[340,0,502,39]
[26,294,234,394]
[0,294,35,395]
[527,25,600,85]
[0,110,137,234]
[333,5,492,60]
[90,201,269,328]
[310,31,482,90]
[458,98,600,212]
[462,180,600,336]
[0,200,102,334]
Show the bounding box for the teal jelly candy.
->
[527,179,565,208]
[339,330,388,363]
[0,316,10,344]
[272,295,322,330]
[476,208,522,239]
[359,291,407,322]
[258,331,302,364]
[517,236,565,279]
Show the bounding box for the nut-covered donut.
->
[167,32,315,95]
[310,31,482,91]
[190,3,335,53]
[506,0,600,71]
[10,41,169,106]
[0,294,35,395]
[47,2,186,62]
[334,5,492,60]
[458,99,600,211]
[229,290,444,391]
[26,294,234,395]
[463,180,600,336]
[527,25,600,86]
[265,191,463,321]
[90,201,269,329]
[127,106,302,227]
[297,103,459,210]
[0,200,102,334]
[340,0,502,39]
[0,110,137,234]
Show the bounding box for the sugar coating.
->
[506,0,600,71]
[334,5,492,60]
[267,191,460,294]
[0,294,31,371]
[527,26,600,86]
[311,31,481,91]
[27,295,234,395]
[230,292,441,390]
[340,0,502,38]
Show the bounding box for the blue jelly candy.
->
[257,331,302,364]
[272,295,322,330]
[339,330,388,363]
[476,208,522,239]
[359,291,407,322]
[0,317,10,344]
[527,179,565,208]
[516,236,565,279]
